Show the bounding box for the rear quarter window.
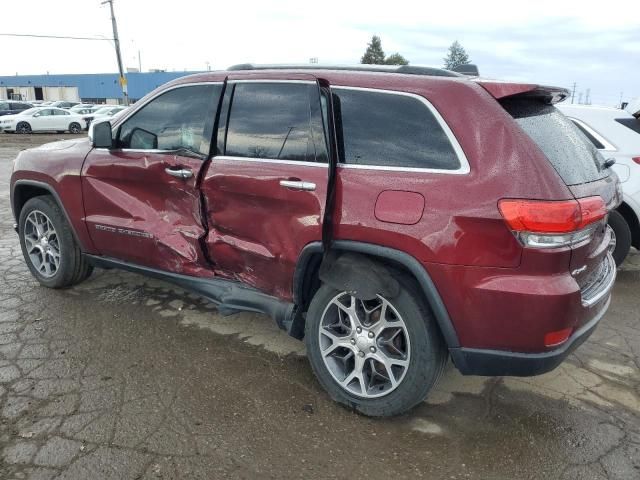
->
[615,118,640,135]
[332,88,462,170]
[502,99,608,185]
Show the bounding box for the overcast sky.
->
[2,0,639,105]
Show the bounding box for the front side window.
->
[332,88,461,170]
[117,84,222,155]
[225,82,327,162]
[54,109,70,116]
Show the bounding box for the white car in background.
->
[82,105,128,129]
[558,103,640,265]
[87,107,129,139]
[0,107,85,134]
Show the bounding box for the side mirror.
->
[33,113,40,117]
[92,120,113,148]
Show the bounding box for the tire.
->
[68,122,81,134]
[16,122,32,134]
[18,196,93,288]
[305,275,448,417]
[608,209,631,267]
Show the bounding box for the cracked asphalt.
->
[1,134,639,480]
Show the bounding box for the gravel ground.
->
[0,133,639,479]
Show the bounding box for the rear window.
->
[502,99,607,185]
[615,118,640,135]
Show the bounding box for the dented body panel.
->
[81,149,212,277]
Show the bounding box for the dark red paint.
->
[9,67,616,357]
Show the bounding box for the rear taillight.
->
[633,157,640,165]
[498,196,606,249]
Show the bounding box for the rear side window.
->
[117,84,222,155]
[570,120,605,149]
[225,82,327,162]
[332,88,461,170]
[615,118,640,135]
[502,99,607,185]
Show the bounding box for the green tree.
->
[361,35,386,64]
[361,35,410,65]
[443,40,471,69]
[384,53,409,65]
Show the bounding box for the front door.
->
[201,78,329,299]
[82,83,223,276]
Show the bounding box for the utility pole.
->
[101,0,128,105]
[585,88,591,105]
[571,82,576,104]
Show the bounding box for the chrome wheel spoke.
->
[319,292,411,399]
[24,210,60,278]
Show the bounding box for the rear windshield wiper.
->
[602,157,616,169]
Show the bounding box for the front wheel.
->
[19,196,93,288]
[16,122,32,134]
[68,122,81,134]
[305,278,447,417]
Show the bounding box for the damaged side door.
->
[82,83,223,276]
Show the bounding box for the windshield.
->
[502,99,608,185]
[19,108,40,115]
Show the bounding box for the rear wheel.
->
[608,210,631,266]
[19,196,93,288]
[305,276,447,417]
[68,122,81,134]
[16,122,31,134]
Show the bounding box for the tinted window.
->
[117,84,221,155]
[570,120,605,149]
[615,118,640,135]
[38,109,53,116]
[225,82,326,162]
[332,89,460,170]
[0,102,9,110]
[503,99,607,185]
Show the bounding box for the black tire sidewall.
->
[305,281,446,417]
[608,210,631,267]
[69,122,81,133]
[18,196,78,288]
[17,122,31,134]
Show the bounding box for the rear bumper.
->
[450,294,610,376]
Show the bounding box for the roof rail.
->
[227,63,463,78]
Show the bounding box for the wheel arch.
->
[12,180,83,248]
[292,241,460,348]
[617,201,640,249]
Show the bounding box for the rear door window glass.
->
[225,82,327,162]
[615,118,640,135]
[502,99,607,185]
[117,84,222,155]
[332,88,461,170]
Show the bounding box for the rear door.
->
[82,83,223,276]
[201,78,329,299]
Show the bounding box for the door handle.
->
[165,167,193,179]
[279,180,316,191]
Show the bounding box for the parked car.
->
[87,106,128,136]
[0,107,84,133]
[82,105,127,129]
[0,101,33,116]
[69,103,97,114]
[10,65,620,416]
[49,101,80,109]
[557,103,640,265]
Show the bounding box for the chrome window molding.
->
[331,85,471,175]
[214,155,328,168]
[228,79,316,85]
[110,81,224,131]
[568,116,617,152]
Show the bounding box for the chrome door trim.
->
[331,85,471,175]
[214,155,328,168]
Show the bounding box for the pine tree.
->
[361,35,386,64]
[384,53,409,66]
[443,41,471,69]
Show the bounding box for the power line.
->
[0,33,114,41]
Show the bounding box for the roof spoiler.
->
[451,64,479,76]
[475,80,570,104]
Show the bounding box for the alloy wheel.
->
[23,210,61,278]
[318,292,410,398]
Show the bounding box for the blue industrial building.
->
[0,71,203,103]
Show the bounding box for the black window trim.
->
[215,79,328,169]
[98,81,224,155]
[331,86,470,174]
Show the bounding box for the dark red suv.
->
[10,65,619,416]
